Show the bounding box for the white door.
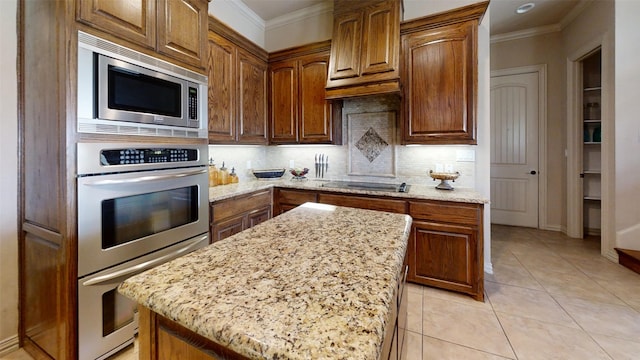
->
[490,72,539,228]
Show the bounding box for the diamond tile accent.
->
[355,127,389,162]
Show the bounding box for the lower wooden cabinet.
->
[317,193,407,213]
[408,200,484,301]
[273,188,318,215]
[273,188,484,301]
[210,189,272,242]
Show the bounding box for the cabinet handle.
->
[529,170,537,175]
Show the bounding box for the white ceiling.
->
[239,0,585,35]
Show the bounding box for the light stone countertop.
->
[118,203,412,360]
[209,178,489,204]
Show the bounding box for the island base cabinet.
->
[138,306,251,360]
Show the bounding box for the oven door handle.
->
[83,168,207,186]
[81,234,208,286]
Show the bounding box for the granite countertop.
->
[209,178,489,204]
[118,203,412,360]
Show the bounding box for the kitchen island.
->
[119,202,412,360]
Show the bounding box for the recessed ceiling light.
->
[516,2,535,14]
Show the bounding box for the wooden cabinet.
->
[325,0,402,99]
[273,187,484,300]
[400,2,488,144]
[269,41,342,144]
[77,0,208,69]
[408,200,484,301]
[207,18,268,144]
[77,0,155,48]
[317,193,406,213]
[273,188,318,215]
[210,189,272,242]
[156,0,208,68]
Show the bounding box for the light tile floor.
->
[403,225,640,360]
[3,225,640,360]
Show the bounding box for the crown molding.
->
[490,24,561,43]
[266,1,333,31]
[227,0,266,32]
[559,0,592,29]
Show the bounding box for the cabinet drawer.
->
[212,190,271,222]
[409,201,480,226]
[319,193,406,214]
[277,189,318,206]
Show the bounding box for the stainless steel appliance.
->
[77,31,208,138]
[76,142,210,359]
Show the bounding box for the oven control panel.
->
[100,148,199,165]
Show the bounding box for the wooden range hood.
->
[325,0,402,100]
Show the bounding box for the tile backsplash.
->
[209,96,477,189]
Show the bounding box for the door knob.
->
[529,170,537,175]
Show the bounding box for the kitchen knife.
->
[320,154,324,178]
[315,154,319,178]
[325,155,328,177]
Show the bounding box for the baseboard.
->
[542,224,562,232]
[484,262,494,275]
[0,334,19,357]
[585,227,601,236]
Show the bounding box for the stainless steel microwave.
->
[77,32,208,138]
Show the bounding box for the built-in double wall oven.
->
[76,32,210,360]
[76,142,210,359]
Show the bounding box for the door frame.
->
[566,32,616,261]
[490,64,548,230]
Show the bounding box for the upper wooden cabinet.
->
[77,0,208,69]
[156,0,208,68]
[400,2,488,145]
[207,18,268,144]
[325,0,402,99]
[269,41,342,144]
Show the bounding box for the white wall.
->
[265,2,333,51]
[615,0,640,251]
[0,0,19,354]
[208,0,266,48]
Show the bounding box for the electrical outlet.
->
[246,160,252,169]
[456,149,475,162]
[289,160,295,168]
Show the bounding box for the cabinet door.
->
[212,215,245,243]
[207,32,236,143]
[402,21,477,144]
[299,55,334,143]
[328,10,363,81]
[269,60,298,143]
[247,206,272,228]
[237,48,268,144]
[409,221,482,300]
[156,0,207,68]
[360,0,399,75]
[77,0,156,49]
